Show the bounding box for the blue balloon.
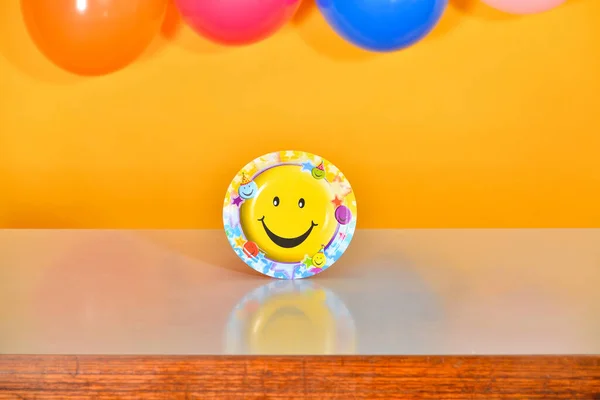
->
[317,0,448,52]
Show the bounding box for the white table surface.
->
[1,229,598,355]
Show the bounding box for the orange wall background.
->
[1,0,599,229]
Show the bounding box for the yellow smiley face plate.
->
[223,151,357,279]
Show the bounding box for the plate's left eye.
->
[273,196,280,206]
[298,198,305,208]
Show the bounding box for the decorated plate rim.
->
[223,150,357,280]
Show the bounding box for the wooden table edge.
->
[0,355,599,399]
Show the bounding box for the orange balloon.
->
[21,0,167,76]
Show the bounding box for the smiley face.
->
[239,165,337,263]
[312,252,326,268]
[238,181,258,200]
[311,167,325,180]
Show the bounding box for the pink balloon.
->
[481,0,566,14]
[174,0,301,45]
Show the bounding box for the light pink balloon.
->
[481,0,566,14]
[174,0,301,46]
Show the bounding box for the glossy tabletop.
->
[0,229,598,355]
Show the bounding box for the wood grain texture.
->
[0,356,599,399]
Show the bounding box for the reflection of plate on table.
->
[223,150,357,279]
[224,279,356,355]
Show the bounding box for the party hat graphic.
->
[240,173,251,185]
[316,161,325,171]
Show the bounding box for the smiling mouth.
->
[241,190,254,197]
[258,217,318,248]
